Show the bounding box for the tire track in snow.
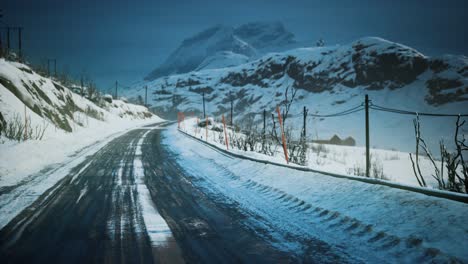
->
[103,128,184,263]
[142,129,295,263]
[133,130,175,246]
[0,129,156,263]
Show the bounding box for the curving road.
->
[0,124,309,263]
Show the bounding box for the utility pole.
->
[18,27,22,60]
[262,109,266,152]
[202,92,206,118]
[6,27,10,52]
[303,106,308,137]
[115,81,118,99]
[80,76,84,96]
[144,85,148,106]
[365,94,370,178]
[263,109,266,136]
[230,91,233,126]
[53,59,56,77]
[47,59,50,76]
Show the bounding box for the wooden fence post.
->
[276,106,289,164]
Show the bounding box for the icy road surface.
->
[1,123,467,263]
[0,124,294,263]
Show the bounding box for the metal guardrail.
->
[178,129,468,204]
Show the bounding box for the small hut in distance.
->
[312,134,356,146]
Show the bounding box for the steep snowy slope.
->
[0,59,154,134]
[0,58,163,186]
[145,22,297,80]
[130,37,467,152]
[0,59,160,132]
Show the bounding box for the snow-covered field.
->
[179,117,462,190]
[165,123,468,262]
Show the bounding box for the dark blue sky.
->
[2,0,467,90]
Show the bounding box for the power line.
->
[308,104,364,118]
[370,104,468,117]
[153,93,204,99]
[117,83,131,89]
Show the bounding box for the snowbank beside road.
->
[0,115,163,187]
[165,124,468,262]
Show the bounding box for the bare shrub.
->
[299,134,308,166]
[217,130,225,145]
[85,106,104,121]
[3,113,48,142]
[410,115,467,193]
[284,127,308,166]
[442,116,467,193]
[281,86,298,128]
[311,143,329,165]
[370,154,387,180]
[348,164,366,177]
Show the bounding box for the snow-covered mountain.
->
[195,51,250,71]
[145,22,297,81]
[233,21,296,51]
[130,37,468,152]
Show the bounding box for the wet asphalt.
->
[0,124,298,263]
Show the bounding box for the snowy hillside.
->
[145,22,297,81]
[129,37,467,153]
[0,59,155,133]
[0,58,163,187]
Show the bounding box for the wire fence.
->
[287,103,468,118]
[369,104,468,117]
[178,94,468,194]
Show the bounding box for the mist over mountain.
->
[233,21,296,51]
[145,22,297,81]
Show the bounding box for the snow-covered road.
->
[1,123,467,263]
[0,124,295,263]
[0,125,184,263]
